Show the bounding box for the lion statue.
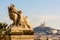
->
[8,4,18,25]
[8,4,31,28]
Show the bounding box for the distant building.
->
[40,22,45,27]
[57,30,60,34]
[51,29,57,34]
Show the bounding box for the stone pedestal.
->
[6,35,34,40]
[5,25,35,40]
[11,35,34,40]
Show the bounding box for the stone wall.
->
[5,35,35,40]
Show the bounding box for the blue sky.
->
[0,0,60,29]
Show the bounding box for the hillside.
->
[33,22,57,35]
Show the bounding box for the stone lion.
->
[8,4,18,25]
[8,4,31,28]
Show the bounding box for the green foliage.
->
[0,23,8,30]
[0,22,8,36]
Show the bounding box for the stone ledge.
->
[6,30,35,35]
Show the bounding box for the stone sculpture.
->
[8,4,18,25]
[8,4,31,28]
[4,4,34,40]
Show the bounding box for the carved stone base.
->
[5,35,35,40]
[11,25,33,32]
[5,25,35,40]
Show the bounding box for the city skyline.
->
[0,0,60,29]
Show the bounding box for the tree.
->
[0,22,8,36]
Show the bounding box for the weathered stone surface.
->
[8,4,32,29]
[5,4,35,40]
[11,25,33,32]
[5,35,35,40]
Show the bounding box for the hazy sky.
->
[0,0,60,29]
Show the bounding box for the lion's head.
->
[8,4,17,13]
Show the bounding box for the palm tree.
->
[0,22,8,36]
